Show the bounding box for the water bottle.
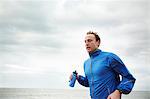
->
[69,70,77,87]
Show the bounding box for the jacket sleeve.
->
[109,53,136,94]
[77,75,89,87]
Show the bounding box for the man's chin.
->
[87,49,97,53]
[87,49,92,53]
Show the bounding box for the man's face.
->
[85,34,100,53]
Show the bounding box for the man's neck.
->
[89,48,98,54]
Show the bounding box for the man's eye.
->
[85,39,92,43]
[88,40,92,42]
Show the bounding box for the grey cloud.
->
[0,2,50,33]
[0,0,59,34]
[54,1,149,28]
[0,1,66,54]
[0,34,64,54]
[124,27,150,58]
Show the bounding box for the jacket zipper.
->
[90,59,94,97]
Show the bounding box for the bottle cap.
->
[73,70,77,75]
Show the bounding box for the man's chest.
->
[84,57,110,77]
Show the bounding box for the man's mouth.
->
[86,47,91,49]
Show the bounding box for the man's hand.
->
[107,90,121,99]
[69,71,79,81]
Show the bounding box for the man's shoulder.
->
[84,58,90,63]
[101,51,122,62]
[100,51,120,59]
[100,50,115,56]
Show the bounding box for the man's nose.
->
[85,42,89,46]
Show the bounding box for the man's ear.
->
[97,40,100,47]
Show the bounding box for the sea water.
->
[0,88,149,99]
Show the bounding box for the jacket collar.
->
[89,49,101,58]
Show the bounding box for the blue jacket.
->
[77,49,136,99]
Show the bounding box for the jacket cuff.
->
[116,89,123,94]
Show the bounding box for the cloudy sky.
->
[0,0,149,91]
